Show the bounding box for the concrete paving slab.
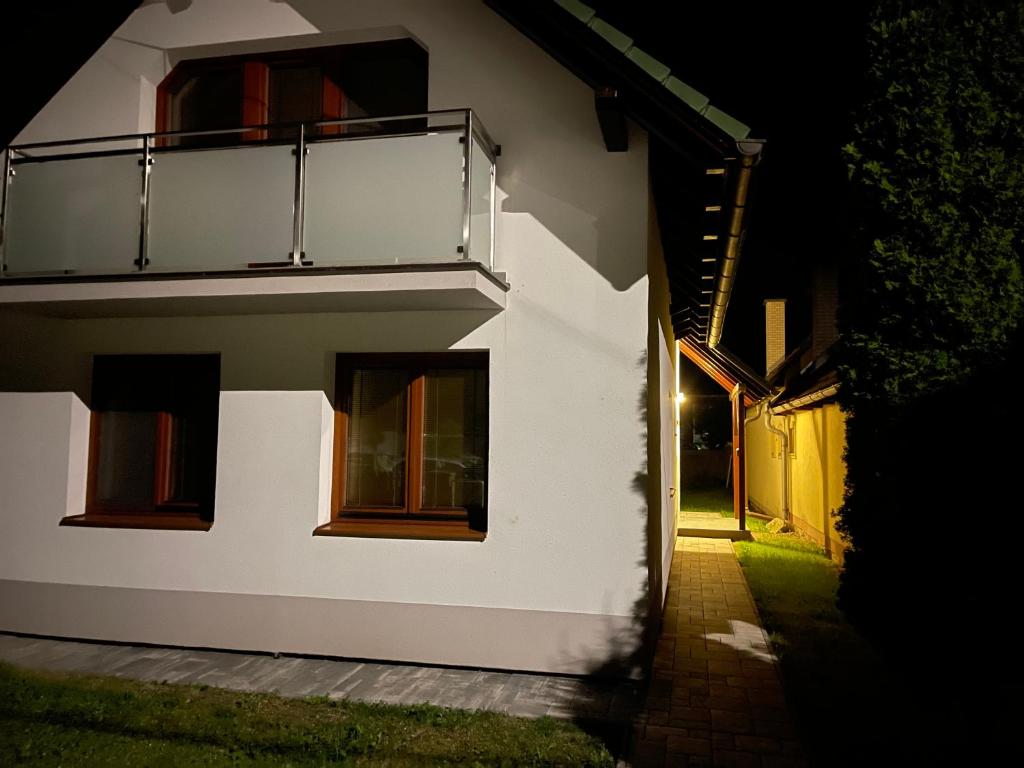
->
[0,632,637,731]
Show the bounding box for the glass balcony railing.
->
[0,110,497,279]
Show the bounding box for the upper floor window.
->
[156,40,428,145]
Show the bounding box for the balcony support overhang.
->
[0,262,508,318]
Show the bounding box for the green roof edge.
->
[664,76,709,112]
[587,18,633,53]
[553,0,596,24]
[626,46,671,82]
[700,105,751,140]
[548,0,753,143]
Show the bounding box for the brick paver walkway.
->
[631,537,805,767]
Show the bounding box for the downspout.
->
[743,399,766,428]
[742,398,767,523]
[763,391,791,525]
[707,140,764,349]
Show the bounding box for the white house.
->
[0,0,761,676]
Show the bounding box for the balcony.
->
[0,110,505,317]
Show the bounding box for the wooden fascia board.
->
[678,338,756,407]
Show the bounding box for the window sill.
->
[59,513,212,531]
[313,519,486,542]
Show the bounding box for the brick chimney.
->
[810,265,839,362]
[764,299,786,376]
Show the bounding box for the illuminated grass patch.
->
[0,663,612,767]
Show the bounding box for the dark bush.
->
[836,0,1023,673]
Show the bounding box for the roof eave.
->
[483,0,744,163]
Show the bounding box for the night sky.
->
[0,3,142,148]
[589,2,867,369]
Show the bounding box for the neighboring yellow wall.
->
[746,407,782,517]
[745,402,847,560]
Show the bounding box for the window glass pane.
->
[95,411,157,506]
[90,355,220,518]
[166,413,202,503]
[171,67,243,147]
[268,66,322,140]
[345,369,408,508]
[421,368,487,510]
[328,40,427,119]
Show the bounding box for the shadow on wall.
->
[497,178,648,292]
[0,309,498,399]
[556,353,658,759]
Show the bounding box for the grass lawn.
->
[680,486,769,531]
[679,486,734,515]
[0,663,613,767]
[733,532,901,765]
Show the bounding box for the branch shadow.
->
[552,353,659,761]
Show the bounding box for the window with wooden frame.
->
[60,355,220,531]
[155,40,428,146]
[316,353,488,541]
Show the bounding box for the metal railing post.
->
[136,136,153,271]
[488,158,496,272]
[460,110,473,261]
[0,149,11,277]
[290,123,307,266]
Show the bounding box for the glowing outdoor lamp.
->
[676,391,686,405]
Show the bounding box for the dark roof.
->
[770,340,840,410]
[549,0,752,141]
[485,0,758,162]
[766,338,811,386]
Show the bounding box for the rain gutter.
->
[707,139,764,349]
[763,400,791,525]
[770,383,840,415]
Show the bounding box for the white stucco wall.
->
[1,384,627,606]
[1,0,658,670]
[658,324,677,596]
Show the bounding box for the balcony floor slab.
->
[0,263,507,318]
